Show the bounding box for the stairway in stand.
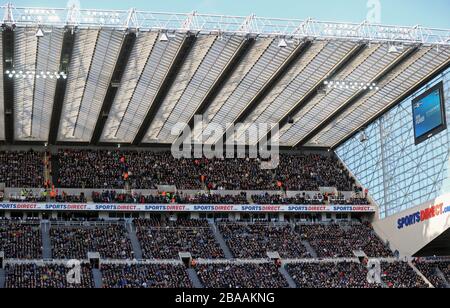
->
[186,268,203,288]
[41,220,52,259]
[92,268,103,289]
[0,269,5,289]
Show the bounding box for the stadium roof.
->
[1,4,450,148]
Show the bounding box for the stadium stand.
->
[134,219,225,259]
[218,222,310,259]
[101,264,192,288]
[414,260,450,288]
[196,264,289,288]
[0,219,42,259]
[382,262,430,288]
[299,222,393,258]
[286,261,431,288]
[0,216,445,288]
[275,154,355,191]
[55,150,355,191]
[0,0,449,290]
[8,192,46,203]
[4,264,94,288]
[92,191,171,204]
[50,222,133,260]
[91,191,249,205]
[178,193,249,205]
[286,262,376,288]
[53,193,87,203]
[0,151,44,188]
[251,193,326,205]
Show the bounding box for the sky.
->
[7,0,450,29]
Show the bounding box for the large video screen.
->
[412,82,446,145]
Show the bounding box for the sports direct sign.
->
[0,203,377,213]
[397,202,450,230]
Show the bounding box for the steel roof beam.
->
[2,26,14,144]
[48,28,75,144]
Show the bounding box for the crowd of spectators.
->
[0,150,44,188]
[286,262,376,288]
[382,262,429,288]
[4,264,94,288]
[326,192,370,205]
[218,223,310,259]
[275,154,354,191]
[92,191,171,204]
[50,223,133,260]
[286,261,432,288]
[101,264,192,288]
[55,150,356,191]
[0,218,42,259]
[134,219,224,259]
[439,261,450,283]
[0,215,440,288]
[91,191,248,205]
[196,264,289,288]
[53,192,87,203]
[178,193,248,205]
[2,261,435,288]
[414,260,450,288]
[251,193,326,205]
[299,222,393,258]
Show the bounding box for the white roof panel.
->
[59,29,124,142]
[100,31,159,142]
[107,33,185,143]
[57,29,99,141]
[13,27,38,140]
[145,35,245,144]
[145,35,218,143]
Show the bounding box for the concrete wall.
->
[372,193,450,257]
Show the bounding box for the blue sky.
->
[9,0,450,28]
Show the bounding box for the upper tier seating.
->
[56,150,355,191]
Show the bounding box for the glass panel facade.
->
[336,69,450,219]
